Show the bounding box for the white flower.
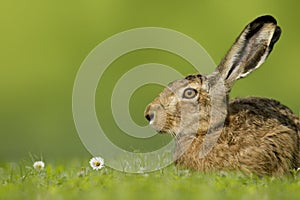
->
[33,161,45,170]
[89,157,104,170]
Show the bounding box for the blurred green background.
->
[1,0,300,162]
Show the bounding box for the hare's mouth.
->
[157,130,166,134]
[156,129,176,137]
[151,127,166,134]
[150,127,170,135]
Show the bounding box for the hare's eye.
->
[183,88,197,99]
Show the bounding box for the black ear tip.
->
[245,15,279,40]
[269,26,282,51]
[252,15,277,25]
[272,26,282,43]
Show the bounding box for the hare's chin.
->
[149,126,168,134]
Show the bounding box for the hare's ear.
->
[216,15,281,89]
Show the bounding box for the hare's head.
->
[145,15,281,136]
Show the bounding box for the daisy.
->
[33,161,45,170]
[89,157,104,170]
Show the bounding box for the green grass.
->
[1,159,300,200]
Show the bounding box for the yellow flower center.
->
[95,161,100,167]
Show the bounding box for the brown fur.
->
[175,97,300,176]
[144,16,300,176]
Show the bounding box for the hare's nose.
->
[144,105,155,123]
[145,113,154,122]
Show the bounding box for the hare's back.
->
[228,97,300,133]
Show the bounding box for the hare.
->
[144,15,300,176]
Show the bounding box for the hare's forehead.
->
[161,79,201,96]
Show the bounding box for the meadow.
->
[1,159,300,200]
